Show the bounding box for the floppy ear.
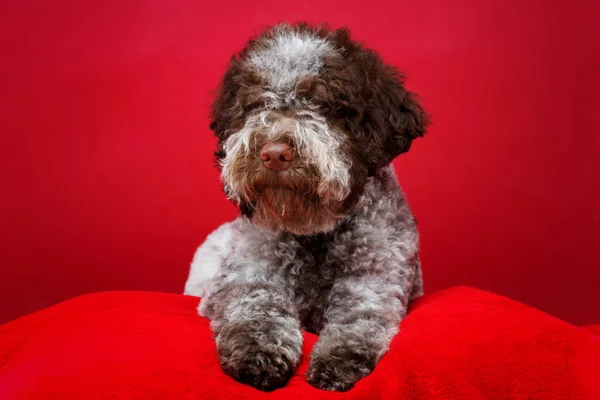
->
[208,56,260,166]
[358,53,429,174]
[209,55,265,142]
[208,58,236,143]
[379,65,428,159]
[209,91,225,166]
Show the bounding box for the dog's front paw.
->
[219,347,295,391]
[306,344,377,392]
[216,322,302,391]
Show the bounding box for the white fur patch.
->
[248,28,337,92]
[184,221,235,297]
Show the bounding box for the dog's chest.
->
[283,232,347,333]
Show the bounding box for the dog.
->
[184,22,428,392]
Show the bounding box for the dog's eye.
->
[306,101,322,110]
[306,101,330,112]
[243,100,264,112]
[337,106,358,118]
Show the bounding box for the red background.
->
[0,0,598,326]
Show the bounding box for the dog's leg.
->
[199,275,302,391]
[306,270,416,392]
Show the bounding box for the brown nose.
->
[260,141,294,171]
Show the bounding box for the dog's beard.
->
[253,187,341,235]
[229,161,343,235]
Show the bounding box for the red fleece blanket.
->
[1,287,599,399]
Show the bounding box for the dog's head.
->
[210,23,428,235]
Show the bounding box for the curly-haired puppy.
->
[184,23,428,392]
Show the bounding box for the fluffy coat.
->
[185,23,428,392]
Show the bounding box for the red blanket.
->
[1,287,599,399]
